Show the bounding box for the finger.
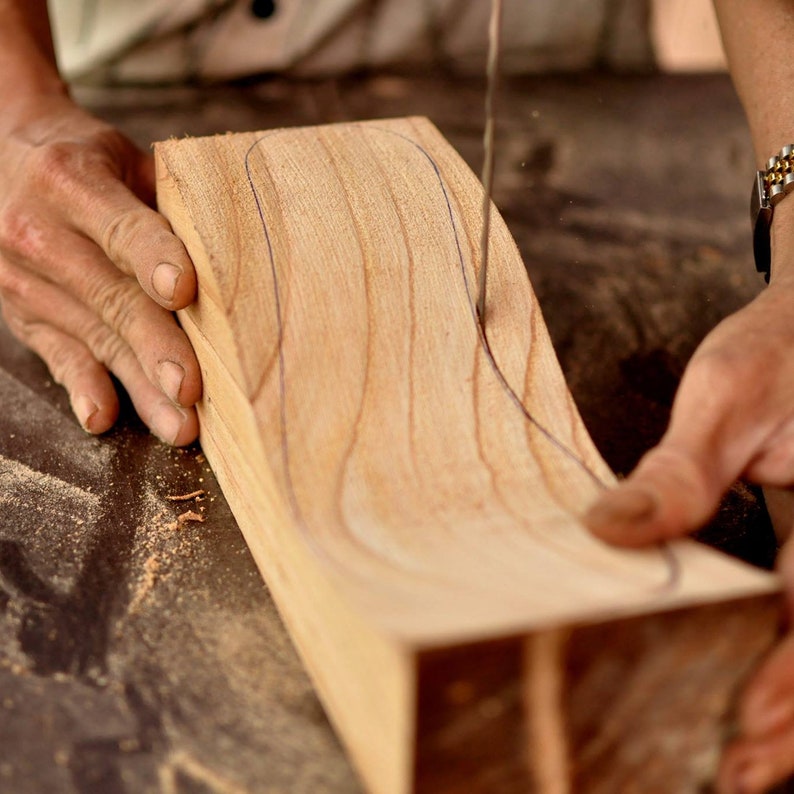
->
[745,420,794,485]
[0,235,201,407]
[584,399,739,546]
[35,133,196,309]
[731,541,794,747]
[584,444,723,546]
[4,288,199,446]
[49,317,197,446]
[584,339,781,545]
[3,304,119,434]
[736,632,794,741]
[718,729,794,794]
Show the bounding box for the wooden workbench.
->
[0,71,783,793]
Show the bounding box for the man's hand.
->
[0,94,201,445]
[584,278,794,793]
[585,281,794,546]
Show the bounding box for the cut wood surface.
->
[155,117,780,793]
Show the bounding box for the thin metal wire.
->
[477,0,504,325]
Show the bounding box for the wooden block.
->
[155,117,780,793]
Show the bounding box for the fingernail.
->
[157,360,185,404]
[151,262,181,302]
[586,488,658,529]
[74,394,99,432]
[150,402,187,446]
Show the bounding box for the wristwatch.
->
[751,143,794,282]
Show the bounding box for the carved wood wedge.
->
[155,117,780,794]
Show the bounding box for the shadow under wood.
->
[415,594,780,794]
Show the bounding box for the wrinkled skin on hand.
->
[584,279,794,793]
[0,94,201,444]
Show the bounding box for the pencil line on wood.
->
[365,125,609,489]
[241,124,679,593]
[244,135,305,529]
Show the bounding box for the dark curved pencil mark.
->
[244,136,305,528]
[243,125,679,594]
[362,125,609,488]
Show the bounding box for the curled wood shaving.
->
[165,510,206,531]
[165,490,206,502]
[177,510,205,525]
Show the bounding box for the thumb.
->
[584,286,794,547]
[583,443,725,546]
[584,354,751,546]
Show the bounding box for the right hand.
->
[0,91,201,445]
[581,272,794,792]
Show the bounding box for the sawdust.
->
[0,659,28,678]
[127,555,161,616]
[0,455,102,595]
[0,455,101,516]
[0,368,116,488]
[124,475,212,618]
[102,448,358,793]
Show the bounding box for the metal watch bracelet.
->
[751,143,794,282]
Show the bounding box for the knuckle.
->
[99,208,150,267]
[88,328,127,372]
[30,132,123,198]
[0,258,28,300]
[76,312,129,375]
[684,349,750,409]
[88,276,139,336]
[45,347,78,387]
[2,304,33,342]
[83,273,153,345]
[0,204,47,263]
[32,141,88,193]
[642,446,706,491]
[36,140,76,172]
[46,340,101,391]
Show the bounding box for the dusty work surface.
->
[0,72,783,793]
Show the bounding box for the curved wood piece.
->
[155,117,779,794]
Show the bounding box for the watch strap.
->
[751,143,794,282]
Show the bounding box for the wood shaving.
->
[176,510,205,526]
[164,490,206,502]
[164,511,204,531]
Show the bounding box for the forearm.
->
[714,0,794,282]
[0,0,67,110]
[714,0,794,160]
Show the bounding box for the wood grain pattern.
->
[155,117,780,793]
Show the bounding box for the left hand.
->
[0,93,201,444]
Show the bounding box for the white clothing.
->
[48,0,654,84]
